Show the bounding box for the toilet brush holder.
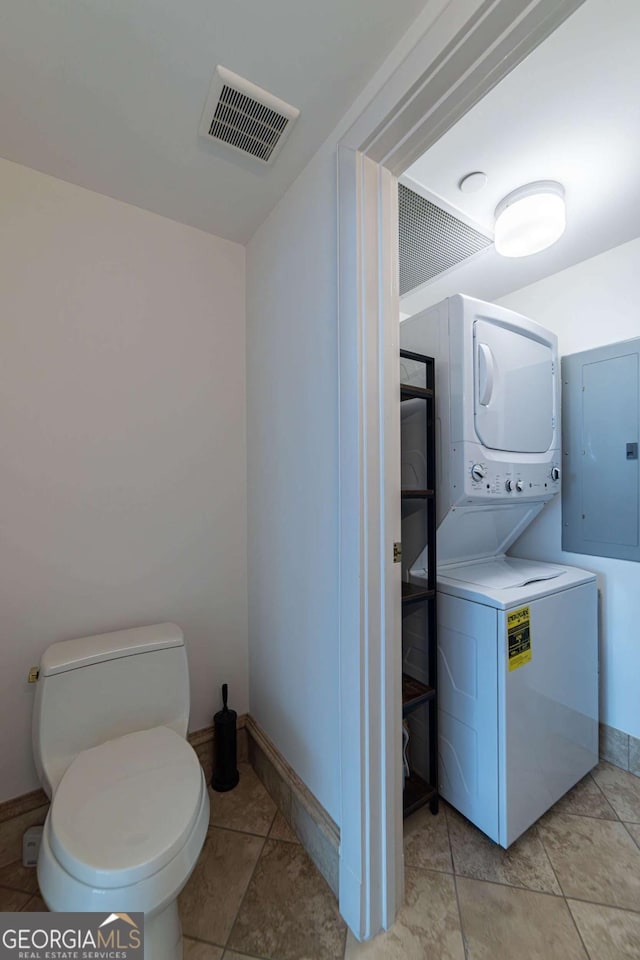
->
[212,683,239,792]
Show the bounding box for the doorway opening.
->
[337,0,639,940]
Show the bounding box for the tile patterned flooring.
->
[1,760,639,959]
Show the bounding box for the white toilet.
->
[32,622,210,960]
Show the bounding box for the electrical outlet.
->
[22,825,43,867]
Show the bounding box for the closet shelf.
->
[403,772,438,818]
[402,582,435,605]
[402,674,436,715]
[400,384,433,401]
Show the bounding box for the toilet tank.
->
[33,623,190,797]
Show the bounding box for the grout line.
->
[557,806,640,831]
[181,934,226,949]
[404,862,454,877]
[222,948,271,960]
[535,814,599,959]
[0,882,38,897]
[542,808,618,823]
[444,870,565,900]
[542,808,624,826]
[264,807,278,840]
[207,822,275,842]
[266,832,300,845]
[20,895,42,912]
[564,893,593,959]
[452,873,469,960]
[563,892,640,916]
[534,822,565,899]
[587,770,622,821]
[267,834,301,846]
[222,834,268,952]
[443,804,469,960]
[0,883,31,901]
[621,821,640,850]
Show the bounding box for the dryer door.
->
[474,319,554,452]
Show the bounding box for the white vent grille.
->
[199,66,299,166]
[399,183,492,295]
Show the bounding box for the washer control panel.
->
[504,478,523,493]
[453,446,561,503]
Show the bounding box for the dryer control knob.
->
[505,479,516,492]
[551,467,560,481]
[515,480,524,492]
[471,463,486,481]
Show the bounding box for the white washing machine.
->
[400,295,599,846]
[437,556,597,847]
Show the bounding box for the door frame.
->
[336,0,586,939]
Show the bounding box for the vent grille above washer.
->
[199,66,300,166]
[399,183,492,295]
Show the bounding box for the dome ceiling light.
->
[494,181,566,258]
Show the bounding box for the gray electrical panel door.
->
[562,338,640,560]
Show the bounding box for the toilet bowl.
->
[32,624,210,960]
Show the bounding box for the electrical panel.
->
[562,338,640,561]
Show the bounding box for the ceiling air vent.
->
[199,66,300,165]
[399,182,493,295]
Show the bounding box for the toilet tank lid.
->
[40,623,184,677]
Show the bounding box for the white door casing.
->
[336,0,586,940]
[337,148,403,939]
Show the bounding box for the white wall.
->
[0,158,247,802]
[500,237,640,740]
[246,0,483,825]
[246,144,342,821]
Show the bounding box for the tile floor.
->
[1,760,640,959]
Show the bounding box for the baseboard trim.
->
[189,711,248,747]
[0,788,48,826]
[600,722,640,777]
[244,715,340,898]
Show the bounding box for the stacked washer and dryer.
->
[400,294,598,848]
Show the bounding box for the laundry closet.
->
[394,0,640,848]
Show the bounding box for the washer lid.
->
[50,726,203,889]
[443,556,564,590]
[438,556,596,608]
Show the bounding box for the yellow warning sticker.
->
[507,605,532,672]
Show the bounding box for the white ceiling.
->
[0,0,426,243]
[401,0,640,316]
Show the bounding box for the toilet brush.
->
[212,683,239,792]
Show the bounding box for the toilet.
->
[32,622,210,960]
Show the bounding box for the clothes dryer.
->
[400,296,598,845]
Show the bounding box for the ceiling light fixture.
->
[494,181,565,258]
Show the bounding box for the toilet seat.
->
[49,726,204,889]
